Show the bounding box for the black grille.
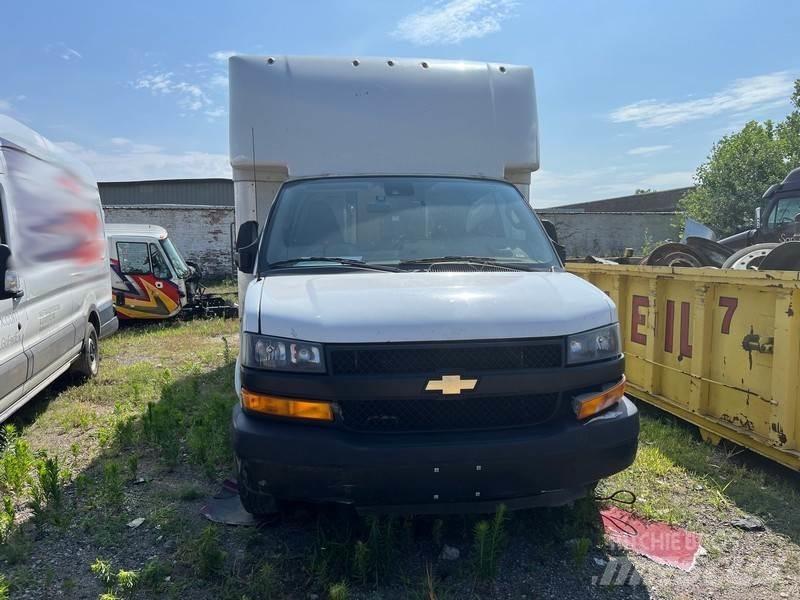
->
[329,341,562,375]
[338,393,560,432]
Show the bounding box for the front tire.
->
[72,322,99,379]
[237,460,278,516]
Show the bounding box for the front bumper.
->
[232,396,639,513]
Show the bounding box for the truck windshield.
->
[261,177,559,272]
[160,237,190,278]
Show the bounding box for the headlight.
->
[242,333,325,373]
[567,323,621,365]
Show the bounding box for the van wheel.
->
[237,461,278,516]
[73,322,99,379]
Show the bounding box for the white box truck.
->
[228,56,638,514]
[0,115,118,421]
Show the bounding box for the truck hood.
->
[248,271,617,343]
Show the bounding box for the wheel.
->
[71,321,99,379]
[237,460,278,516]
[721,243,779,270]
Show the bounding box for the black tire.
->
[72,322,99,379]
[237,461,278,516]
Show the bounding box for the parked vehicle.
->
[0,115,118,422]
[228,56,639,515]
[106,223,238,320]
[719,167,800,249]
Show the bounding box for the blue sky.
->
[1,0,798,207]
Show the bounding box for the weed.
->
[140,559,171,592]
[472,504,507,581]
[114,417,137,449]
[0,575,8,600]
[29,455,66,526]
[328,581,350,600]
[248,561,278,599]
[91,558,115,586]
[0,424,34,495]
[190,525,227,579]
[0,495,15,543]
[572,537,592,566]
[352,540,369,584]
[100,462,124,512]
[177,485,204,501]
[0,529,29,564]
[116,569,138,594]
[126,455,138,481]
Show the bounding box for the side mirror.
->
[235,221,259,273]
[0,244,23,300]
[540,219,567,263]
[541,219,558,243]
[755,206,762,229]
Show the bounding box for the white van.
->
[228,56,638,515]
[105,223,191,321]
[0,116,118,422]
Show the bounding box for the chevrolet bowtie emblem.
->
[425,375,478,395]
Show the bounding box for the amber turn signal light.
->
[573,376,626,420]
[242,389,334,421]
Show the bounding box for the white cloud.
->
[209,50,239,63]
[610,71,796,128]
[532,167,694,208]
[133,70,225,119]
[46,43,82,61]
[56,139,230,181]
[393,0,518,45]
[0,99,11,112]
[110,137,131,146]
[627,144,671,156]
[209,73,228,88]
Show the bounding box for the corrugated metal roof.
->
[98,178,233,206]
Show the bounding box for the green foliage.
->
[100,461,124,511]
[140,559,172,593]
[679,79,800,236]
[572,537,592,566]
[29,455,67,527]
[0,424,35,495]
[91,558,115,586]
[471,504,507,581]
[191,525,227,579]
[328,581,350,600]
[248,561,278,599]
[0,575,8,600]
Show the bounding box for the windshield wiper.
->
[267,257,402,272]
[397,256,541,271]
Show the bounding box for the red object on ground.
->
[601,506,703,572]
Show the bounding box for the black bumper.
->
[231,397,639,514]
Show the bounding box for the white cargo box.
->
[228,55,538,183]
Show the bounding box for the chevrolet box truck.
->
[229,56,639,514]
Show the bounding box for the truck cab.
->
[228,56,639,514]
[105,224,193,320]
[719,167,800,249]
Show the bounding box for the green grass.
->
[1,316,799,597]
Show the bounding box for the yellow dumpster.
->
[568,263,800,471]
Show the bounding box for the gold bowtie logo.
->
[425,375,478,395]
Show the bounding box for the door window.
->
[117,242,151,274]
[0,188,6,245]
[149,244,171,279]
[768,196,800,229]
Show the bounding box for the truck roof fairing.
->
[228,55,538,181]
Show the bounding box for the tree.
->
[635,188,655,195]
[679,79,800,237]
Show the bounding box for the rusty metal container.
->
[568,263,800,471]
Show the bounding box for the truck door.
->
[0,184,27,414]
[763,194,800,241]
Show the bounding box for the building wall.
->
[104,205,235,278]
[99,178,234,207]
[536,211,678,257]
